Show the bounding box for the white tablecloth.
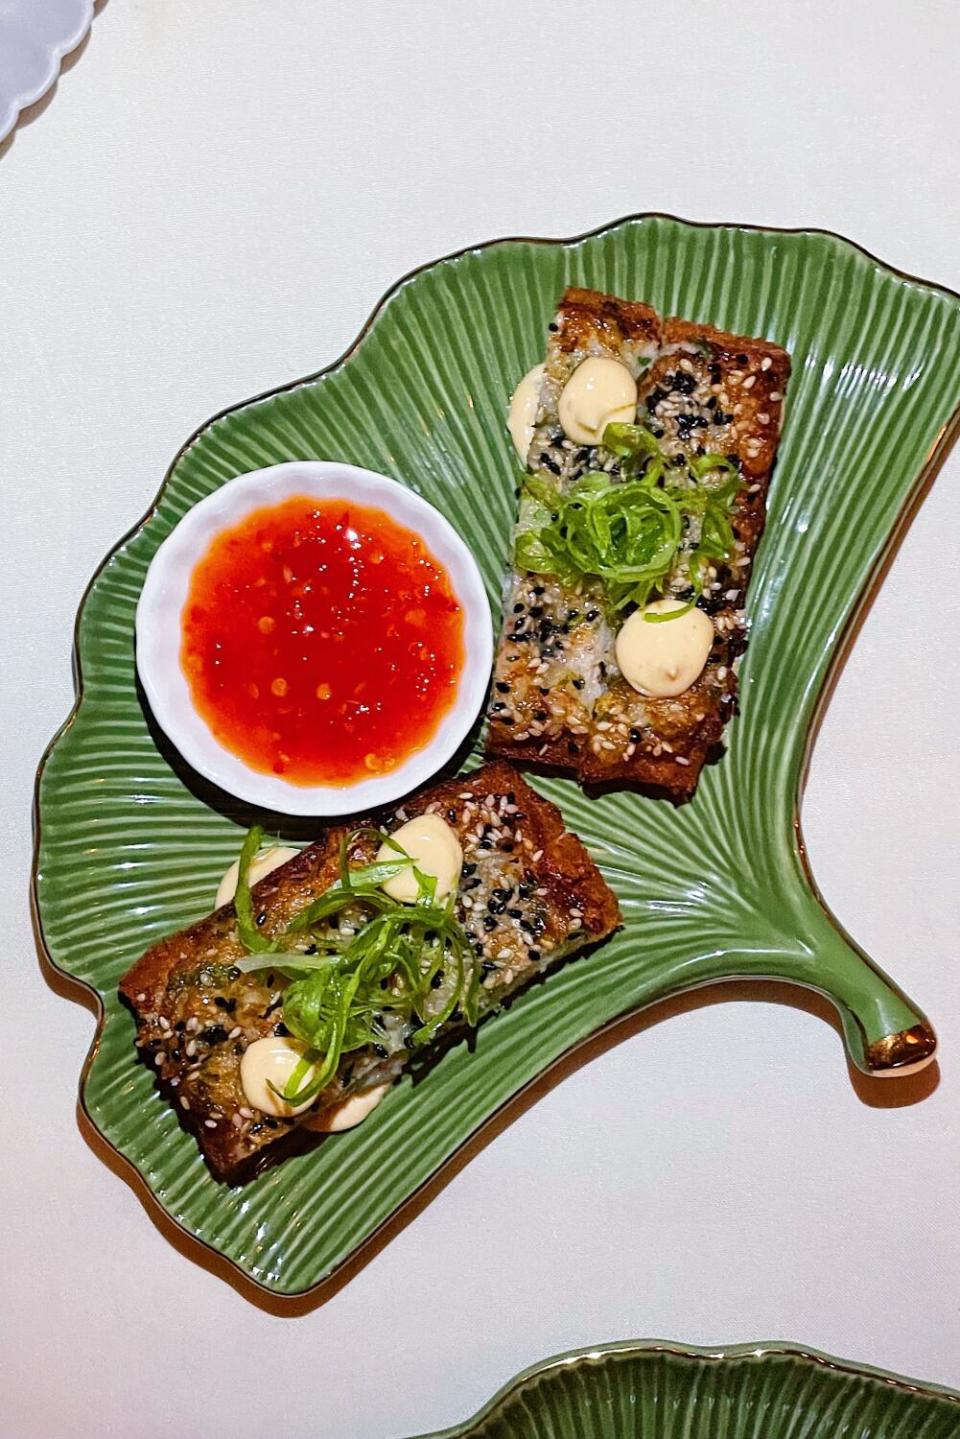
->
[2,3,958,1435]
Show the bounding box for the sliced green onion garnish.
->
[233,825,281,954]
[228,825,478,1106]
[514,427,742,610]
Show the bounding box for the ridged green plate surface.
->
[34,216,960,1297]
[407,1341,960,1438]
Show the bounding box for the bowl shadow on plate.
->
[136,676,488,839]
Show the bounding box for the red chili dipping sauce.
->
[180,496,465,785]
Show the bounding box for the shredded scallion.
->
[229,828,478,1106]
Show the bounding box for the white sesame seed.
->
[675,756,691,767]
[761,356,772,371]
[743,374,756,389]
[769,390,782,402]
[185,1039,197,1058]
[204,1119,218,1130]
[531,849,543,862]
[136,992,146,1003]
[231,1114,243,1129]
[228,1026,242,1040]
[154,1052,166,1066]
[180,1096,191,1110]
[239,1106,255,1119]
[186,1017,200,1033]
[158,1016,170,1032]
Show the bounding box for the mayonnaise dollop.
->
[376,814,463,904]
[239,1035,318,1117]
[615,599,714,698]
[305,1083,390,1132]
[507,363,545,462]
[558,357,637,446]
[215,845,300,910]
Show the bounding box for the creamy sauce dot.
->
[557,357,637,446]
[615,599,714,698]
[377,814,463,903]
[305,1083,390,1132]
[215,845,300,910]
[239,1035,318,1117]
[507,363,545,462]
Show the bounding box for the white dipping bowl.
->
[135,461,493,816]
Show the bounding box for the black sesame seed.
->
[507,907,523,920]
[585,609,599,622]
[672,370,696,395]
[430,972,443,989]
[529,605,544,618]
[256,911,267,926]
[463,861,476,876]
[513,602,524,614]
[480,961,497,976]
[373,1043,388,1059]
[214,996,236,1013]
[532,585,545,596]
[736,353,748,365]
[201,1024,228,1046]
[499,715,514,725]
[572,677,585,690]
[548,322,558,332]
[535,709,548,722]
[518,881,533,898]
[482,915,497,931]
[492,887,510,900]
[630,727,641,742]
[274,1021,290,1037]
[567,740,579,754]
[264,997,282,1018]
[529,949,541,963]
[495,681,510,694]
[542,454,561,476]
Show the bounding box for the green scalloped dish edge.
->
[32,215,960,1297]
[408,1340,960,1438]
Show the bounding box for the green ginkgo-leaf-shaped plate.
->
[406,1340,960,1438]
[34,215,960,1298]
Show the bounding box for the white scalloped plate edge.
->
[0,0,94,144]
